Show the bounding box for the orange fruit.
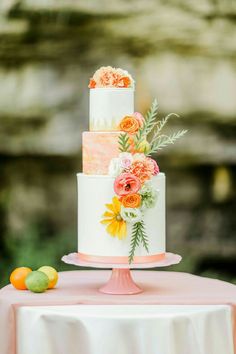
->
[10,267,32,290]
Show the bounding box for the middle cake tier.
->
[83,131,120,175]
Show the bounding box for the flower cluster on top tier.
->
[100,98,187,263]
[88,66,134,89]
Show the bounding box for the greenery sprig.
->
[129,221,149,264]
[134,99,158,151]
[118,132,130,152]
[148,130,188,155]
[134,99,187,157]
[152,112,179,138]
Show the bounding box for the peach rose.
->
[119,116,140,134]
[100,72,116,87]
[130,158,155,183]
[88,66,134,88]
[114,173,141,197]
[121,193,141,208]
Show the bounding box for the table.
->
[17,304,234,354]
[1,271,236,354]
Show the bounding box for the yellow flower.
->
[101,196,127,239]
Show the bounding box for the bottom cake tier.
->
[77,173,166,264]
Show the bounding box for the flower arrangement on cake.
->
[88,66,134,88]
[101,99,187,263]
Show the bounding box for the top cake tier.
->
[89,88,134,131]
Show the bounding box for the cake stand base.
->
[99,268,142,295]
[62,252,182,295]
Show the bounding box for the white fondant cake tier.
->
[89,88,134,131]
[77,173,166,263]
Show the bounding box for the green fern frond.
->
[118,132,130,152]
[134,99,158,150]
[129,221,149,263]
[152,113,179,140]
[148,130,188,155]
[138,221,149,253]
[144,98,159,135]
[129,223,140,264]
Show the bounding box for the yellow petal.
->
[106,220,118,237]
[112,196,121,214]
[118,221,127,239]
[113,222,120,237]
[105,203,115,213]
[103,211,114,218]
[115,222,121,239]
[100,219,113,225]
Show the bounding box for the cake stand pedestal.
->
[62,252,182,295]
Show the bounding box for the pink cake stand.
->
[62,252,182,295]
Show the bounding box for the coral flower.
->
[114,173,141,197]
[100,196,127,239]
[121,193,141,208]
[130,159,154,183]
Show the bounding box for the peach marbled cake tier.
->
[83,131,120,175]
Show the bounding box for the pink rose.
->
[133,112,145,128]
[114,173,141,197]
[121,158,132,170]
[146,158,159,176]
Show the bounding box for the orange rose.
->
[88,79,96,88]
[119,116,140,134]
[121,193,141,208]
[117,76,131,88]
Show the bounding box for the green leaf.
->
[148,129,188,155]
[129,221,149,264]
[118,132,130,152]
[134,99,158,151]
[138,221,149,253]
[152,113,179,140]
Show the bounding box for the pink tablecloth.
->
[1,270,236,354]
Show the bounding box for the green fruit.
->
[25,271,49,293]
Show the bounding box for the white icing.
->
[77,173,166,257]
[89,88,134,131]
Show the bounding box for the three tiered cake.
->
[77,66,186,264]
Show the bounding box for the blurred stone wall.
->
[0,0,236,277]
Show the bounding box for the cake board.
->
[62,252,182,295]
